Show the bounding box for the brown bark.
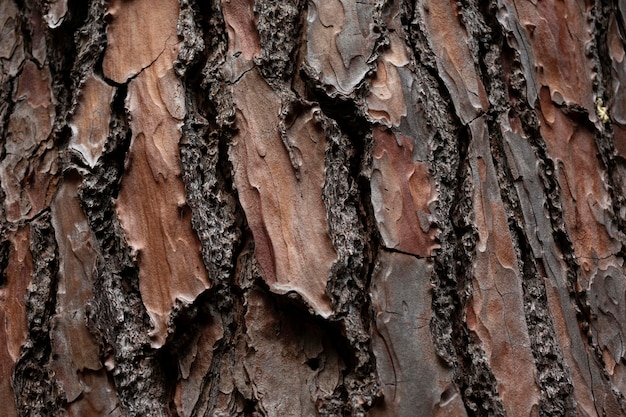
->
[2,0,626,416]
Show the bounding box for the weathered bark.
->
[2,0,626,416]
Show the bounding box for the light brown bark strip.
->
[50,174,121,414]
[229,69,336,317]
[112,0,209,347]
[102,0,180,84]
[421,0,488,124]
[69,74,114,167]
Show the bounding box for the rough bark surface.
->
[2,0,626,416]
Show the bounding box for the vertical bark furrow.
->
[401,3,506,414]
[488,115,578,416]
[80,85,170,417]
[320,113,381,416]
[172,3,245,414]
[178,0,241,289]
[607,0,626,225]
[104,0,212,349]
[586,1,626,404]
[297,5,388,403]
[13,212,62,417]
[50,171,123,416]
[494,2,626,414]
[592,0,626,246]
[466,2,579,414]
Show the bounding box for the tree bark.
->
[2,0,626,416]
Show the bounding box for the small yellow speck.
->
[597,98,610,124]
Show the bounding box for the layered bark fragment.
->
[229,69,336,317]
[222,0,260,81]
[240,289,342,415]
[102,0,180,84]
[501,0,596,113]
[467,116,541,416]
[420,0,488,123]
[0,0,25,84]
[371,128,437,257]
[366,27,410,128]
[367,3,438,257]
[50,175,121,416]
[68,74,114,167]
[109,0,209,347]
[305,0,378,95]
[0,227,32,417]
[174,310,223,417]
[502,115,611,416]
[370,251,466,417]
[537,90,626,396]
[610,11,626,133]
[0,60,57,222]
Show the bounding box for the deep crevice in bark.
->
[312,87,383,416]
[12,212,62,416]
[80,84,170,416]
[399,2,506,414]
[591,0,626,253]
[468,1,579,413]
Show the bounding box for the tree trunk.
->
[2,0,626,416]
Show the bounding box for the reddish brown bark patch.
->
[507,0,595,114]
[69,74,114,167]
[114,19,209,347]
[371,128,438,257]
[0,226,32,417]
[229,69,336,317]
[421,0,488,123]
[0,60,57,222]
[467,117,540,416]
[102,0,180,84]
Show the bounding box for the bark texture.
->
[2,0,626,416]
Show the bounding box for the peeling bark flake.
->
[114,9,209,347]
[229,69,336,317]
